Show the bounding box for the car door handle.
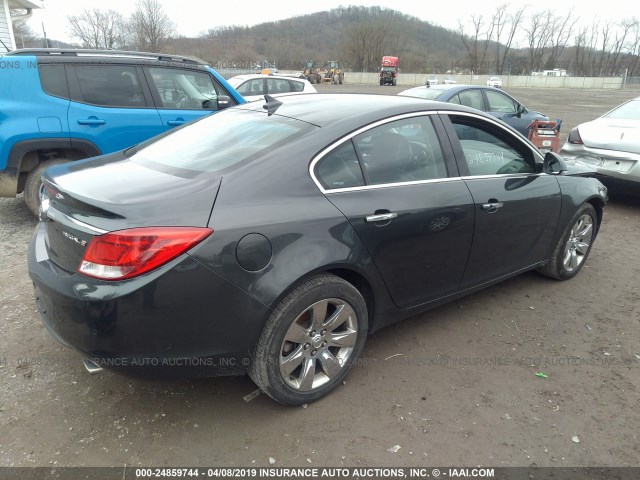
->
[167,119,185,126]
[481,202,504,213]
[365,212,398,223]
[77,118,106,125]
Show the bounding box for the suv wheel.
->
[24,159,70,217]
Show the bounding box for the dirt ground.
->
[1,85,639,470]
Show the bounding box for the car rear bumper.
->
[560,143,640,184]
[28,223,271,378]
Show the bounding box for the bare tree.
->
[458,16,485,73]
[545,10,578,70]
[130,0,175,52]
[68,9,126,49]
[10,14,36,49]
[498,5,527,74]
[524,10,555,73]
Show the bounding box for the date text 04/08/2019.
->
[134,467,496,478]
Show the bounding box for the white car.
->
[560,96,640,193]
[425,75,439,86]
[486,76,502,88]
[227,74,317,102]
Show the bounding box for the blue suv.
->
[0,49,246,215]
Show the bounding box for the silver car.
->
[560,96,640,192]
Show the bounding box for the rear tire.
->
[536,203,598,280]
[24,158,70,217]
[249,274,368,405]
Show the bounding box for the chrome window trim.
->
[309,109,545,194]
[46,206,108,235]
[309,111,443,194]
[320,176,464,194]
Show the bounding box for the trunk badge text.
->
[63,231,87,247]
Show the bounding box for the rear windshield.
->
[400,88,443,100]
[131,109,314,173]
[605,99,640,120]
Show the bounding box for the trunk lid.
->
[41,153,221,273]
[580,119,640,154]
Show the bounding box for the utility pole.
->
[42,22,48,47]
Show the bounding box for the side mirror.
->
[516,104,526,118]
[216,95,231,111]
[542,151,568,175]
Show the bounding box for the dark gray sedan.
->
[399,84,550,137]
[29,94,607,405]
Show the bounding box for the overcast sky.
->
[24,0,638,47]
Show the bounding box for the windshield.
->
[131,110,315,173]
[381,67,396,72]
[605,99,640,120]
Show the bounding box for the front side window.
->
[449,115,535,176]
[485,90,517,114]
[148,67,219,110]
[235,79,264,96]
[69,65,145,108]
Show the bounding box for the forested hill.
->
[169,6,466,73]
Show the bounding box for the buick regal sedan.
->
[29,94,607,405]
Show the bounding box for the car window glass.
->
[315,141,365,190]
[354,116,448,185]
[266,78,292,94]
[289,80,305,92]
[450,116,535,176]
[456,90,484,110]
[605,99,640,120]
[133,110,314,173]
[448,94,462,105]
[69,65,145,108]
[235,79,263,96]
[485,90,517,114]
[38,64,69,99]
[149,67,219,110]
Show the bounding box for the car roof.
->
[235,93,485,127]
[7,48,207,65]
[228,73,307,82]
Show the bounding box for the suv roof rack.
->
[8,48,207,65]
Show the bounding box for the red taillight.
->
[568,127,583,145]
[78,227,213,280]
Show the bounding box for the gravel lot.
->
[1,85,639,470]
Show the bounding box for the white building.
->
[1,0,40,52]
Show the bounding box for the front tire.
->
[249,274,368,405]
[24,158,70,217]
[537,203,598,280]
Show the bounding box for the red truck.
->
[380,56,399,86]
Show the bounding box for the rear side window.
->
[314,141,365,189]
[69,65,146,108]
[38,64,69,99]
[266,78,292,94]
[289,80,305,92]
